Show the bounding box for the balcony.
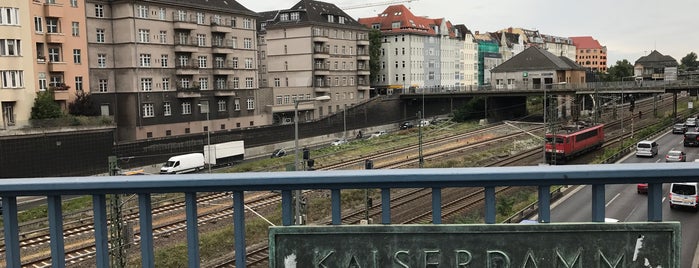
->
[313,63,330,75]
[357,35,369,46]
[36,56,47,64]
[213,86,237,96]
[211,39,234,53]
[210,19,232,33]
[48,61,68,72]
[176,86,201,98]
[173,13,198,30]
[212,63,235,75]
[44,3,65,17]
[314,82,330,93]
[45,33,65,43]
[356,51,370,60]
[312,32,329,43]
[357,81,370,90]
[175,63,200,75]
[357,65,370,75]
[50,84,71,101]
[174,37,201,53]
[313,47,330,59]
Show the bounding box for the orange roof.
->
[358,5,454,37]
[570,36,603,49]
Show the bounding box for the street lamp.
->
[198,103,211,173]
[293,95,330,225]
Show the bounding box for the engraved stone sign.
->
[269,223,679,267]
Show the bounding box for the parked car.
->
[331,139,348,146]
[399,121,414,130]
[419,120,431,127]
[672,123,688,134]
[270,148,286,158]
[665,150,687,162]
[369,131,387,139]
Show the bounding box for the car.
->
[684,132,699,147]
[331,139,348,146]
[669,182,699,210]
[665,150,686,162]
[419,120,430,127]
[637,183,648,194]
[635,140,658,157]
[270,148,286,158]
[369,131,387,139]
[686,117,697,127]
[399,121,414,130]
[672,123,688,134]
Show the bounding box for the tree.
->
[69,91,100,116]
[368,28,382,84]
[606,59,634,81]
[30,90,62,119]
[452,97,485,122]
[680,52,698,71]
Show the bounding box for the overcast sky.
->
[239,0,696,66]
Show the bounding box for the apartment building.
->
[452,24,478,87]
[570,36,607,72]
[1,3,33,129]
[358,5,463,92]
[474,32,501,86]
[499,27,576,61]
[257,0,370,125]
[86,0,259,141]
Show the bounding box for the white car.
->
[369,131,387,139]
[331,139,347,146]
[419,120,430,127]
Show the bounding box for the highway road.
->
[550,128,699,268]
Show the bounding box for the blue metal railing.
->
[1,163,696,267]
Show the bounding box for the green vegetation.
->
[30,90,63,119]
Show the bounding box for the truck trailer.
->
[204,141,245,167]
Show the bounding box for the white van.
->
[635,140,658,157]
[160,153,205,174]
[669,182,699,210]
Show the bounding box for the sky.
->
[238,0,696,66]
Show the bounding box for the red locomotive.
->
[545,123,604,164]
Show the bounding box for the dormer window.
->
[338,16,345,24]
[290,12,299,21]
[280,13,289,21]
[391,21,400,28]
[372,23,380,30]
[327,15,334,23]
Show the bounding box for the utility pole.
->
[108,156,127,268]
[417,111,424,168]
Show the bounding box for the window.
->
[181,102,192,115]
[273,78,280,87]
[138,29,150,43]
[98,79,107,92]
[97,54,106,67]
[159,8,166,20]
[246,98,254,110]
[137,5,148,18]
[179,78,190,88]
[140,78,152,91]
[232,57,238,69]
[327,15,334,23]
[196,12,205,24]
[48,47,60,62]
[70,0,78,7]
[338,16,345,24]
[139,54,151,67]
[143,103,154,117]
[198,56,207,68]
[199,78,208,90]
[391,21,400,28]
[162,77,170,90]
[197,34,206,46]
[275,96,282,105]
[73,49,81,63]
[165,130,171,136]
[290,12,299,21]
[163,102,171,116]
[243,18,252,29]
[37,76,46,90]
[0,71,23,88]
[2,103,15,126]
[279,13,289,21]
[71,22,79,36]
[95,4,104,18]
[0,8,19,25]
[217,100,226,111]
[234,99,240,111]
[0,40,21,56]
[46,18,59,34]
[233,77,239,88]
[96,29,105,43]
[161,54,168,67]
[245,77,253,88]
[245,58,253,69]
[34,17,43,33]
[244,38,252,49]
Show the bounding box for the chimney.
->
[508,27,513,33]
[475,30,479,35]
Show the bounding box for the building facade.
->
[257,0,370,125]
[453,25,478,87]
[1,3,34,129]
[474,32,501,86]
[86,0,260,141]
[358,5,463,92]
[570,36,607,73]
[634,50,678,81]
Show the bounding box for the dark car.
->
[684,132,699,147]
[673,123,688,134]
[637,183,648,194]
[270,149,286,158]
[399,121,414,130]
